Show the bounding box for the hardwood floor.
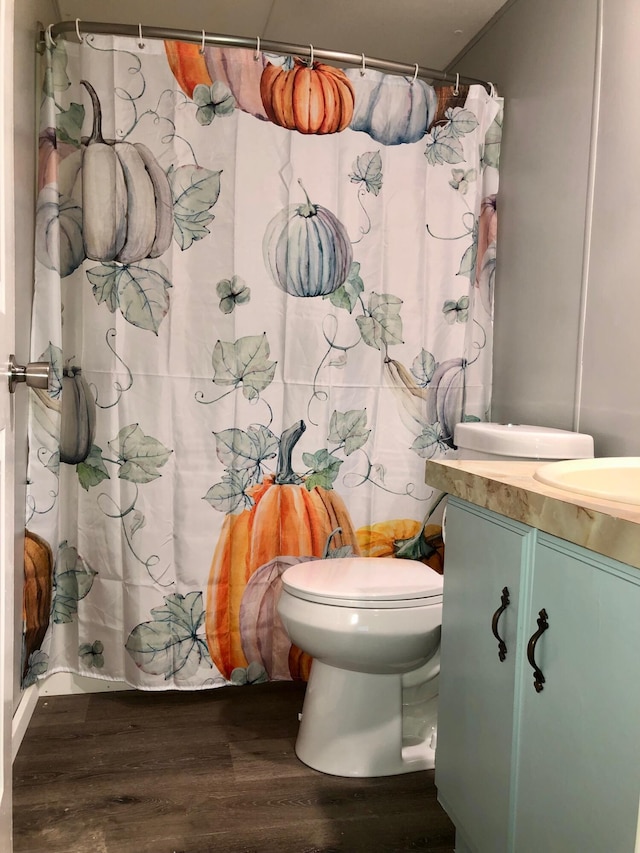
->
[13,681,455,853]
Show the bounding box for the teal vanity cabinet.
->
[436,497,640,853]
[435,499,534,852]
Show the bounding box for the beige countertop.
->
[424,459,640,570]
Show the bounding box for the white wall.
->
[458,0,640,456]
[13,0,57,711]
[456,0,600,434]
[579,0,640,455]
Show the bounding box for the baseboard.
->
[12,684,39,762]
[39,671,132,696]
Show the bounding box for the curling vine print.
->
[26,32,501,689]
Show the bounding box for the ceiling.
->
[53,0,513,73]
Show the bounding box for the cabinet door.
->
[436,500,534,853]
[515,536,640,853]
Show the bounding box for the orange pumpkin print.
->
[205,421,360,678]
[164,41,213,98]
[260,59,355,134]
[356,518,445,575]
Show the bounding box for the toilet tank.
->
[454,422,594,461]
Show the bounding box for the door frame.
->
[0,0,16,847]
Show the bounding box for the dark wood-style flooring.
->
[13,681,455,853]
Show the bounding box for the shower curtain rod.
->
[43,20,492,91]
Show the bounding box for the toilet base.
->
[295,660,436,777]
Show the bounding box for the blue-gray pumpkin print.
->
[346,68,438,146]
[262,183,352,297]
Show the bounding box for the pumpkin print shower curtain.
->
[24,34,502,689]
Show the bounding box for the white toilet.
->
[278,556,443,777]
[278,422,594,779]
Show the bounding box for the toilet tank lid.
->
[281,557,444,601]
[454,422,594,459]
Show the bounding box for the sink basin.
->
[534,458,640,505]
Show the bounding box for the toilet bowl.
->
[277,556,443,778]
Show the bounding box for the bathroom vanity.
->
[425,459,640,853]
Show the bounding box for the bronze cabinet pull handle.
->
[526,608,549,692]
[491,586,510,662]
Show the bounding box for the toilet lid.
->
[281,557,443,608]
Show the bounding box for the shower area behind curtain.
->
[24,33,501,690]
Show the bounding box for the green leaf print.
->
[207,425,277,509]
[173,211,215,251]
[449,168,477,195]
[52,542,97,624]
[424,125,464,166]
[356,292,403,350]
[445,107,479,138]
[458,241,477,280]
[79,640,104,669]
[325,262,364,313]
[230,662,269,685]
[39,343,63,400]
[216,275,251,314]
[169,164,222,216]
[213,426,278,471]
[349,151,383,196]
[445,107,478,137]
[55,102,85,148]
[411,423,447,459]
[43,41,70,98]
[125,592,212,679]
[193,81,236,125]
[87,260,172,333]
[45,450,60,475]
[301,449,342,490]
[109,424,172,484]
[443,296,470,324]
[77,444,110,491]
[22,650,49,688]
[411,349,436,386]
[204,469,253,513]
[87,263,121,313]
[169,164,222,251]
[482,107,503,170]
[328,409,370,456]
[245,425,280,466]
[212,334,277,401]
[117,260,172,334]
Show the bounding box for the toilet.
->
[278,422,594,779]
[278,556,443,777]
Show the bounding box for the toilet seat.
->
[281,557,443,609]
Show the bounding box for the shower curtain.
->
[24,33,502,689]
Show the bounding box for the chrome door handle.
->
[7,354,50,393]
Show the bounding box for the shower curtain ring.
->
[412,63,419,84]
[199,29,206,55]
[254,36,260,60]
[360,53,366,76]
[454,73,460,95]
[309,44,314,65]
[75,18,83,42]
[45,23,55,49]
[138,23,145,49]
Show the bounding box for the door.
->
[436,499,534,853]
[0,0,15,847]
[514,535,640,852]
